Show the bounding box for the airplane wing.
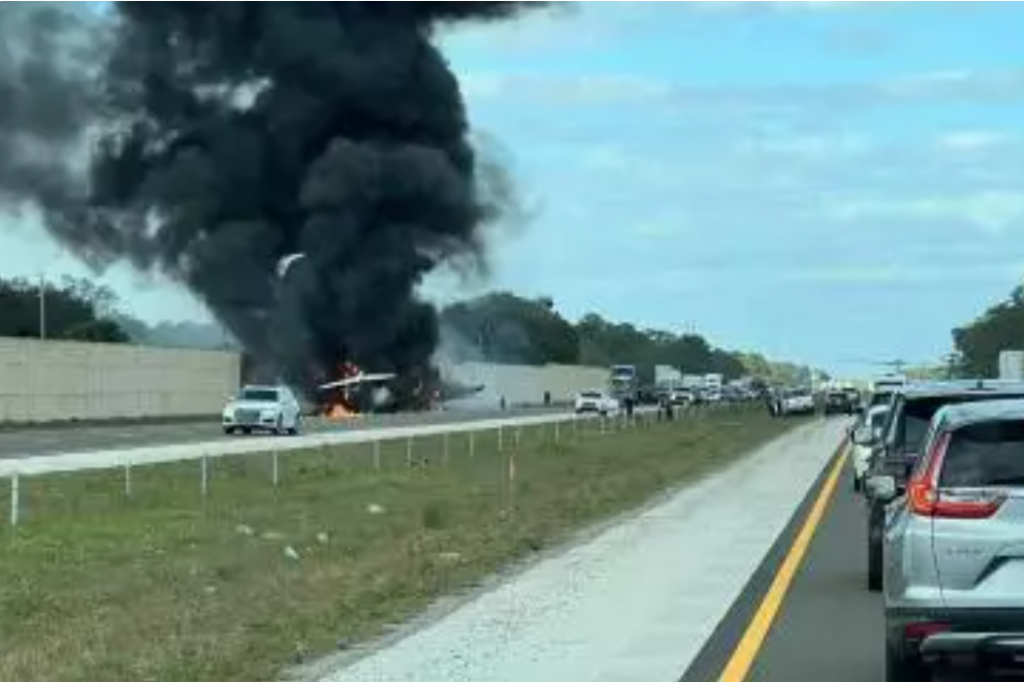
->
[317,373,397,392]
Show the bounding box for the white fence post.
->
[10,475,19,528]
[469,431,476,459]
[201,455,209,497]
[498,426,504,452]
[124,463,133,498]
[554,421,560,443]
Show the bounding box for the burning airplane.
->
[316,361,485,418]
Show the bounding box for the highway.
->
[681,432,884,682]
[0,407,562,460]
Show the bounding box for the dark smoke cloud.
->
[0,2,545,397]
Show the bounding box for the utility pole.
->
[38,274,46,341]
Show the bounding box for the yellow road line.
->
[717,441,850,682]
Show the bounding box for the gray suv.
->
[858,381,1024,591]
[875,399,1024,680]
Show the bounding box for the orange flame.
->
[326,403,357,420]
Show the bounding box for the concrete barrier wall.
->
[0,336,602,422]
[0,338,240,423]
[445,361,608,407]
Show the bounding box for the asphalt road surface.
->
[681,436,883,682]
[0,407,564,460]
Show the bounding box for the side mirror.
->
[850,425,874,446]
[865,475,898,503]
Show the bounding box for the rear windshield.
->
[870,392,893,409]
[941,421,1024,488]
[240,389,279,402]
[580,391,602,399]
[901,393,1024,454]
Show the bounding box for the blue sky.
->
[5,2,1024,376]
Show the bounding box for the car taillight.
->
[908,431,1006,519]
[904,621,951,642]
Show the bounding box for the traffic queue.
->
[849,377,1024,681]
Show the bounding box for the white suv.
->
[574,390,619,416]
[223,385,303,436]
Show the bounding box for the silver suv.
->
[875,399,1024,680]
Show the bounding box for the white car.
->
[574,390,619,416]
[222,385,303,436]
[851,404,889,490]
[778,388,815,416]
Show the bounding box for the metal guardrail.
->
[0,406,682,527]
[0,413,584,479]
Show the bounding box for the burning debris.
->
[0,2,545,406]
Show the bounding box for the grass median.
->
[0,408,806,682]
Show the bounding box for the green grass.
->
[0,408,804,682]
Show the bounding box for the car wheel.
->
[288,415,301,436]
[223,426,235,436]
[853,475,863,493]
[242,427,252,435]
[885,642,927,682]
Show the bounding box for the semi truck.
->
[999,350,1024,380]
[609,365,639,406]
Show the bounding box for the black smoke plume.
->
[0,2,543,402]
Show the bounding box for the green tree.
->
[954,284,1024,376]
[0,276,130,343]
[440,292,579,365]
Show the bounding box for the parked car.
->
[574,390,619,416]
[222,385,304,435]
[850,404,890,492]
[859,380,1024,592]
[876,398,1024,681]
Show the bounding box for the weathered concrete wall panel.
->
[0,338,240,423]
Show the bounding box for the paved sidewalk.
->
[309,419,846,682]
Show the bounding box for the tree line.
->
[0,277,811,384]
[953,284,1024,376]
[0,276,130,343]
[439,291,813,384]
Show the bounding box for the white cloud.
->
[783,261,1024,286]
[936,130,1013,152]
[461,68,1024,115]
[827,191,1024,234]
[735,132,873,159]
